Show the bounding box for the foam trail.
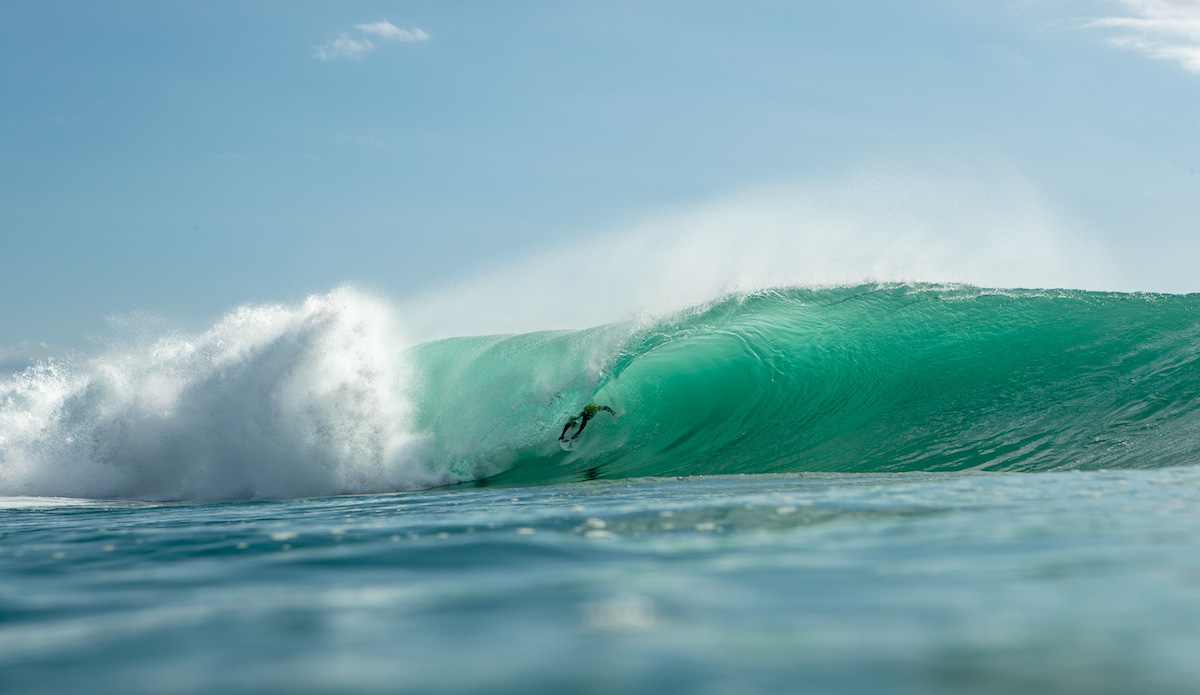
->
[0,288,443,501]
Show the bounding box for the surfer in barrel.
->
[560,403,615,444]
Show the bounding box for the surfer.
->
[560,403,615,443]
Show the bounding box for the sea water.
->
[3,284,1200,693]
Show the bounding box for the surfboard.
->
[558,421,581,451]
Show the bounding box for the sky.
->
[2,0,1199,351]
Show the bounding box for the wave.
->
[4,284,1200,500]
[411,284,1200,487]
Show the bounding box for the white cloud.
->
[1087,0,1200,73]
[314,20,428,62]
[355,20,430,42]
[314,34,375,62]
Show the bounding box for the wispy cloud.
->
[314,34,374,62]
[0,340,55,374]
[355,20,430,43]
[1086,0,1200,74]
[314,19,429,62]
[338,134,389,148]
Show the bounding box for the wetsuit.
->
[560,404,615,442]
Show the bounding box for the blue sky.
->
[2,0,1199,349]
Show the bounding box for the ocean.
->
[3,283,1200,693]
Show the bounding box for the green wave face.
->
[406,284,1200,486]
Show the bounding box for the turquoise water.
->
[4,284,1200,692]
[411,284,1200,484]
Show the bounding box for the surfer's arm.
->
[599,406,615,415]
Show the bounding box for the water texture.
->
[3,469,1200,694]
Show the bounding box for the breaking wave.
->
[5,284,1200,500]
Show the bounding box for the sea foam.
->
[0,288,443,501]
